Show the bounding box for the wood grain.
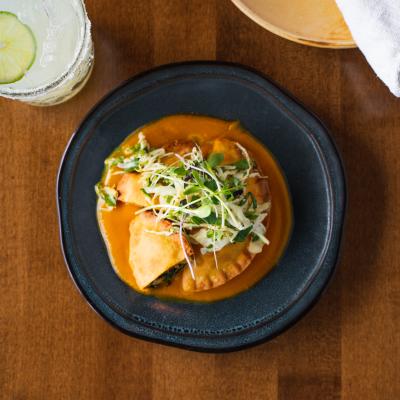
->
[0,1,399,398]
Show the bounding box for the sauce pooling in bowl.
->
[97,115,292,302]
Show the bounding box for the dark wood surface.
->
[1,1,399,398]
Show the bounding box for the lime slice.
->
[0,11,36,84]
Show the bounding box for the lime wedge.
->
[0,11,36,84]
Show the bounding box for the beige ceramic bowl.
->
[231,0,355,48]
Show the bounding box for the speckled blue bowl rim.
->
[57,61,346,352]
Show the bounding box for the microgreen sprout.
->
[95,134,271,276]
[95,183,118,210]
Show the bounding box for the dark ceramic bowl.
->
[57,62,346,352]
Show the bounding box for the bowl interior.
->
[58,63,345,350]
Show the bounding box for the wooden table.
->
[1,1,399,398]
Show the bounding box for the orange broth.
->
[97,115,292,302]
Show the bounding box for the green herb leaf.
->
[207,152,224,168]
[191,216,204,225]
[211,196,219,205]
[234,159,249,170]
[190,212,218,226]
[119,159,139,172]
[148,263,185,288]
[228,176,241,188]
[140,188,151,198]
[192,170,204,186]
[204,179,218,191]
[239,192,258,208]
[233,225,253,243]
[95,183,118,208]
[203,212,218,224]
[183,186,201,195]
[105,156,124,167]
[192,205,212,218]
[173,166,186,176]
[248,192,257,209]
[104,193,117,207]
[245,211,257,221]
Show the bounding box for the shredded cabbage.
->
[96,134,271,257]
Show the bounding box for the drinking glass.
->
[0,0,94,106]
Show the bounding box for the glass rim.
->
[0,0,91,98]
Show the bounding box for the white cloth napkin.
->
[336,0,400,97]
